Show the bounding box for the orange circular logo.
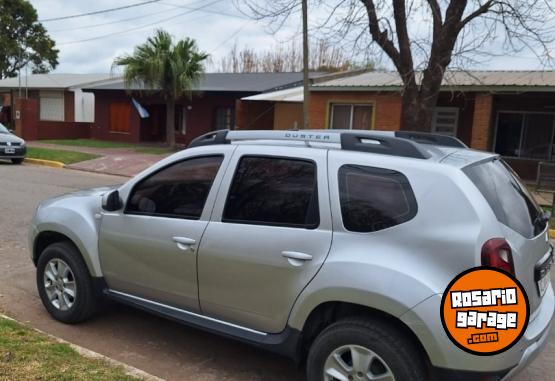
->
[440,268,529,355]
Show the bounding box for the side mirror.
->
[102,190,122,212]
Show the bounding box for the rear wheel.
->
[307,318,427,381]
[11,158,23,164]
[36,242,99,323]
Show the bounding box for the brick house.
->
[239,71,555,179]
[82,72,328,146]
[0,74,112,140]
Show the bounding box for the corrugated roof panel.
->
[0,73,114,89]
[313,70,555,89]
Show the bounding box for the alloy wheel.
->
[43,258,77,311]
[323,344,395,381]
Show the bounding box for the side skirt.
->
[105,289,301,360]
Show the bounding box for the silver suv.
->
[30,130,553,381]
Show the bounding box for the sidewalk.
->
[28,142,170,177]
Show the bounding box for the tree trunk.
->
[399,76,442,132]
[165,99,176,148]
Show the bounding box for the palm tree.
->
[113,30,208,148]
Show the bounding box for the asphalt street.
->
[0,162,552,381]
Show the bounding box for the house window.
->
[432,107,459,136]
[39,91,64,121]
[109,102,131,133]
[494,112,555,160]
[214,107,234,130]
[329,103,373,130]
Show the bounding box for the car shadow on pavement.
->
[83,301,304,381]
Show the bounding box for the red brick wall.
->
[309,91,402,131]
[470,93,493,150]
[15,98,38,140]
[91,90,141,143]
[64,91,74,123]
[90,91,252,145]
[36,121,91,139]
[235,100,275,130]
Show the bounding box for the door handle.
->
[172,236,196,251]
[282,251,313,266]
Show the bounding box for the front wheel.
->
[36,242,99,323]
[11,158,23,164]
[307,318,428,381]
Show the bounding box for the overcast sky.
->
[30,0,554,74]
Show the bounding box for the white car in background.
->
[0,123,26,164]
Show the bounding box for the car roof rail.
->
[189,129,432,159]
[188,130,230,148]
[340,133,430,159]
[394,131,467,148]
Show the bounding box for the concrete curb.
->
[25,157,65,168]
[0,313,165,381]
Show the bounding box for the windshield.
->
[464,158,544,238]
[0,123,9,134]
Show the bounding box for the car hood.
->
[0,133,25,144]
[39,185,120,209]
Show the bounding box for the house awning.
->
[241,86,303,103]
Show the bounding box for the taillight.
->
[481,238,515,275]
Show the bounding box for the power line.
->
[49,0,241,33]
[48,6,177,33]
[40,0,161,22]
[210,21,251,53]
[160,1,247,20]
[58,0,225,46]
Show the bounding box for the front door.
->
[99,155,226,312]
[198,145,333,333]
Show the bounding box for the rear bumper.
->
[401,285,554,375]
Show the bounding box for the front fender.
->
[32,193,105,277]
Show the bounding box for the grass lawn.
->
[0,317,139,381]
[27,147,100,165]
[40,139,172,155]
[41,139,134,149]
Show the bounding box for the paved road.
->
[0,163,553,381]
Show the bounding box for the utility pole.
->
[302,0,309,129]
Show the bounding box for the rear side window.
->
[223,156,319,228]
[339,165,417,232]
[464,158,543,238]
[126,155,223,219]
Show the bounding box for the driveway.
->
[0,163,552,381]
[28,141,169,177]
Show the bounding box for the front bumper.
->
[0,146,26,159]
[401,285,554,376]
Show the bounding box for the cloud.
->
[29,0,554,73]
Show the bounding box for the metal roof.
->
[241,86,304,102]
[0,73,114,90]
[84,72,328,93]
[313,70,555,91]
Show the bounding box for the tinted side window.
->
[464,159,542,238]
[223,156,319,228]
[126,156,223,219]
[339,165,417,232]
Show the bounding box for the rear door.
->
[197,145,333,333]
[464,158,551,312]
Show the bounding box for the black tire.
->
[11,158,23,164]
[36,242,98,323]
[307,318,428,381]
